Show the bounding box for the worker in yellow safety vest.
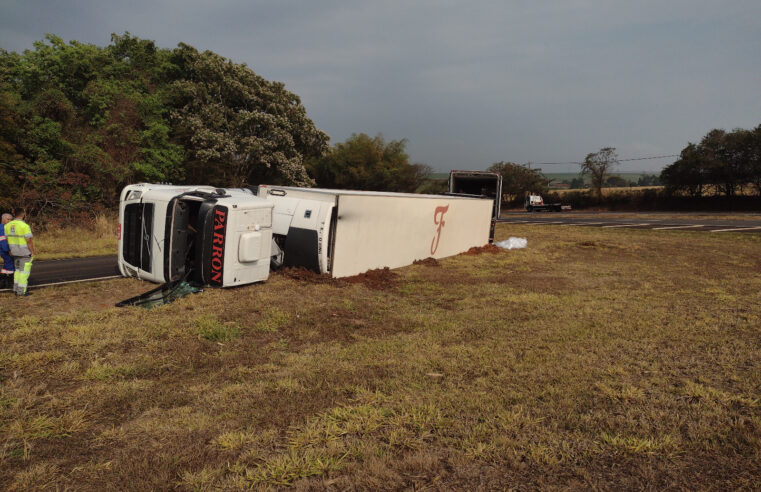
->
[6,207,35,296]
[0,213,14,289]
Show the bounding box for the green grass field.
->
[1,224,760,489]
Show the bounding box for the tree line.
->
[660,126,761,198]
[0,34,331,218]
[488,127,761,210]
[0,34,434,220]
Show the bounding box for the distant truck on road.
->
[524,194,572,212]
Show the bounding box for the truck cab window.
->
[122,203,154,273]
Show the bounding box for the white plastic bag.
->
[495,237,527,250]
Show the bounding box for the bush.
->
[307,133,429,192]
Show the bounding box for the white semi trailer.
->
[256,185,493,278]
[118,183,493,287]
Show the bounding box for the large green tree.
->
[661,143,710,197]
[0,34,185,215]
[748,125,761,196]
[307,133,430,192]
[0,33,327,218]
[168,45,328,187]
[0,86,23,209]
[486,161,546,202]
[661,126,761,197]
[581,147,618,200]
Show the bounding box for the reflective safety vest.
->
[6,219,33,257]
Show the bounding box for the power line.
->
[527,154,679,166]
[619,154,680,162]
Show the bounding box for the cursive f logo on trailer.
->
[431,205,449,255]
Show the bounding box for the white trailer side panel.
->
[331,194,492,278]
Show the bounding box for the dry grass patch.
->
[34,214,117,260]
[1,224,761,489]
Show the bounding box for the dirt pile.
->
[277,267,339,285]
[277,266,398,290]
[463,244,501,255]
[342,267,399,290]
[413,257,441,267]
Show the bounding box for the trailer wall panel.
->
[330,195,491,278]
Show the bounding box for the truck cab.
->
[524,193,569,212]
[526,194,545,207]
[118,184,273,287]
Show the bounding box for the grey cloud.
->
[1,0,759,172]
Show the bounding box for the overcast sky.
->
[1,1,759,173]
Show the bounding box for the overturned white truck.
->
[118,183,493,287]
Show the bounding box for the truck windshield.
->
[166,198,204,282]
[122,202,154,273]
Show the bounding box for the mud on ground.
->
[277,266,399,290]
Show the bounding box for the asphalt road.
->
[0,255,119,292]
[498,212,761,233]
